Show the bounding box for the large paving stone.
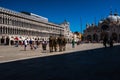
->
[0,45,120,80]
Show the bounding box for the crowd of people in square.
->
[103,35,114,48]
[0,35,70,52]
[0,34,115,53]
[23,35,67,52]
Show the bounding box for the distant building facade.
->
[83,12,120,42]
[72,32,82,42]
[60,20,73,42]
[0,7,72,45]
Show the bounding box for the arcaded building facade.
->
[0,7,72,45]
[83,12,120,42]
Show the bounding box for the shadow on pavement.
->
[0,45,120,80]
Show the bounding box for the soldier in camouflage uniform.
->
[57,36,62,52]
[53,36,58,52]
[49,36,54,52]
[62,36,67,51]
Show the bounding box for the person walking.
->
[29,38,33,50]
[24,39,28,51]
[103,35,108,48]
[72,38,75,48]
[109,36,113,47]
[42,39,47,53]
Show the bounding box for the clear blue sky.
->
[0,0,120,32]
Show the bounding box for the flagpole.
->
[80,17,82,34]
[94,17,96,25]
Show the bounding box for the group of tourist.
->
[103,35,114,48]
[22,35,67,52]
[23,38,40,51]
